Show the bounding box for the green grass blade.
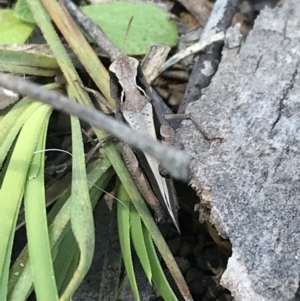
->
[130,206,152,282]
[47,158,112,261]
[102,143,190,299]
[0,46,59,76]
[7,246,32,301]
[58,114,94,300]
[26,0,112,111]
[0,103,52,300]
[40,0,113,106]
[53,165,114,295]
[0,83,60,167]
[8,158,114,300]
[23,0,189,298]
[0,99,38,166]
[143,226,178,301]
[24,105,58,301]
[117,184,140,301]
[58,251,80,296]
[53,229,78,295]
[0,230,14,301]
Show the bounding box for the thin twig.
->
[0,72,189,180]
[159,32,225,74]
[60,0,121,61]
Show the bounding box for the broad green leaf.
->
[14,0,35,24]
[81,1,178,55]
[0,10,35,44]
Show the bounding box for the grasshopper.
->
[60,0,182,231]
[109,53,181,232]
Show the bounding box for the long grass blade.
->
[104,145,191,299]
[0,103,52,299]
[143,227,178,301]
[117,184,140,301]
[0,83,60,167]
[24,106,58,301]
[130,206,152,282]
[58,115,94,301]
[8,159,114,300]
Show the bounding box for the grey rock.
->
[177,1,300,300]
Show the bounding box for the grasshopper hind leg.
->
[122,144,168,224]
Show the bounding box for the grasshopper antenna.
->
[123,16,133,54]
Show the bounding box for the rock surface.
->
[177,1,300,300]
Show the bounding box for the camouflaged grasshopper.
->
[60,0,182,231]
[109,44,181,232]
[100,17,180,231]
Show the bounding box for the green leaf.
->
[81,1,178,55]
[14,0,36,24]
[0,10,35,44]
